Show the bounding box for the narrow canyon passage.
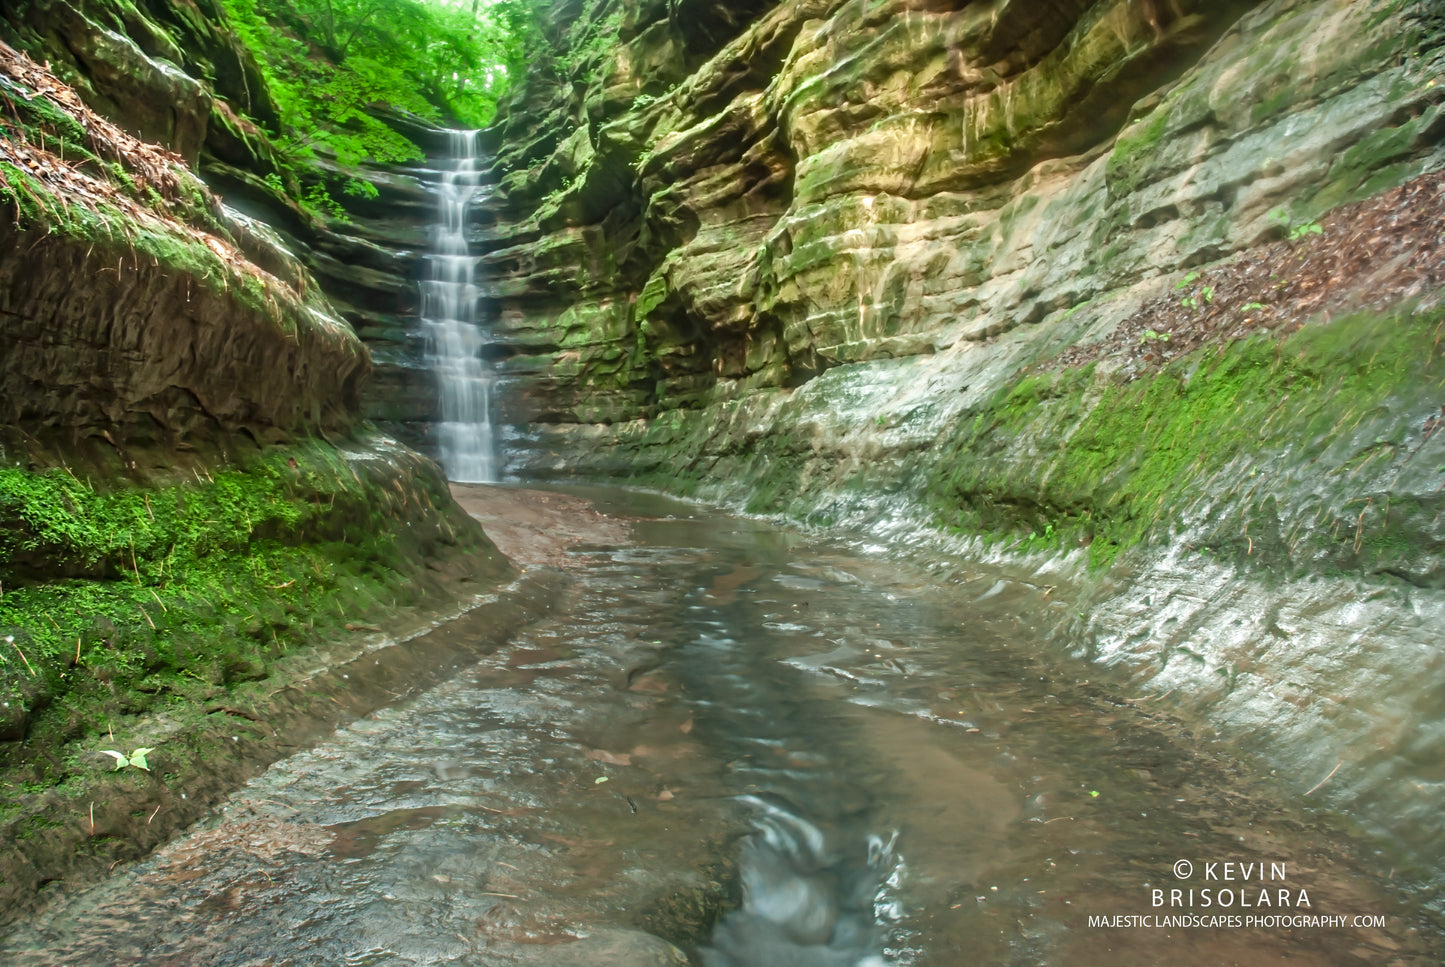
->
[2,489,1439,966]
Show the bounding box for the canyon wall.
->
[479,0,1445,878]
[0,4,510,892]
[4,0,1444,904]
[2,0,460,444]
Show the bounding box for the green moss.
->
[637,272,669,321]
[0,160,307,333]
[0,436,487,759]
[1,87,93,163]
[1105,108,1170,198]
[927,304,1445,573]
[1316,107,1443,210]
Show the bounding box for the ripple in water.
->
[703,795,896,967]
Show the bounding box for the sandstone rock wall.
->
[483,0,1442,429]
[2,0,461,449]
[0,31,509,820]
[0,41,367,458]
[480,0,1445,875]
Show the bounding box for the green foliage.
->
[1174,272,1214,310]
[100,747,155,771]
[1270,208,1324,242]
[217,0,519,189]
[0,440,455,743]
[489,0,542,76]
[303,181,349,219]
[342,177,379,199]
[489,0,623,87]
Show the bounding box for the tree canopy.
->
[220,0,527,168]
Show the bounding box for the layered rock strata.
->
[480,0,1445,878]
[0,34,512,908]
[1,0,465,446]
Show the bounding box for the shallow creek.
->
[2,488,1440,965]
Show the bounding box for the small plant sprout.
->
[1139,329,1171,344]
[101,747,156,772]
[1289,221,1323,242]
[1175,272,1210,309]
[1270,208,1323,242]
[1242,301,1268,312]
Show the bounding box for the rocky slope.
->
[0,7,513,910]
[479,0,1445,882]
[2,0,469,444]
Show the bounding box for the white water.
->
[421,129,496,482]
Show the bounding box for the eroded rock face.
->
[2,2,448,449]
[482,0,1441,426]
[1,0,277,165]
[0,40,369,454]
[0,218,367,449]
[481,0,1445,874]
[482,0,1445,578]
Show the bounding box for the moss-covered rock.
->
[0,36,521,914]
[483,0,1445,873]
[481,0,1443,433]
[0,431,509,754]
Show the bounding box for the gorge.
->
[472,0,1445,904]
[0,0,1443,962]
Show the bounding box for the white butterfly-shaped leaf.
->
[99,747,156,771]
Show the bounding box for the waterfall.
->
[421,129,497,483]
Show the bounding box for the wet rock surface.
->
[451,483,634,570]
[0,557,551,926]
[1,488,1438,964]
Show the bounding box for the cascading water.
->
[420,129,497,482]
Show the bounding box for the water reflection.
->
[702,797,893,967]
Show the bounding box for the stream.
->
[1,487,1439,966]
